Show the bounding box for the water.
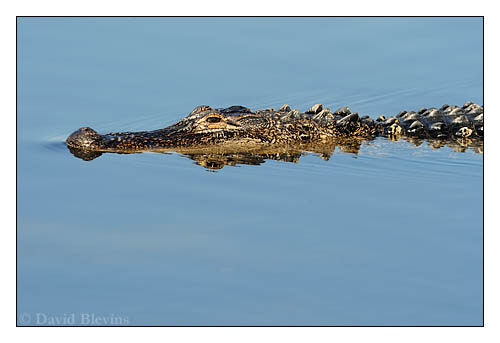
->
[17,17,483,326]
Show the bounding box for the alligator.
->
[66,101,483,168]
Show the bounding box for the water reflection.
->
[67,136,483,170]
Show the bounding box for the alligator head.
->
[66,105,274,152]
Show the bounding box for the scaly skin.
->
[66,102,483,166]
[66,104,378,151]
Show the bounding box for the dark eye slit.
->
[206,117,222,123]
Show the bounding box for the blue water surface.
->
[17,17,483,326]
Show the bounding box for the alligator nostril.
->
[66,127,103,149]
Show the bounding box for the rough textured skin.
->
[66,102,483,168]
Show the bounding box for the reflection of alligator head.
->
[66,102,483,169]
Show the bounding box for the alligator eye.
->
[206,116,222,123]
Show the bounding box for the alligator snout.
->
[66,127,103,149]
